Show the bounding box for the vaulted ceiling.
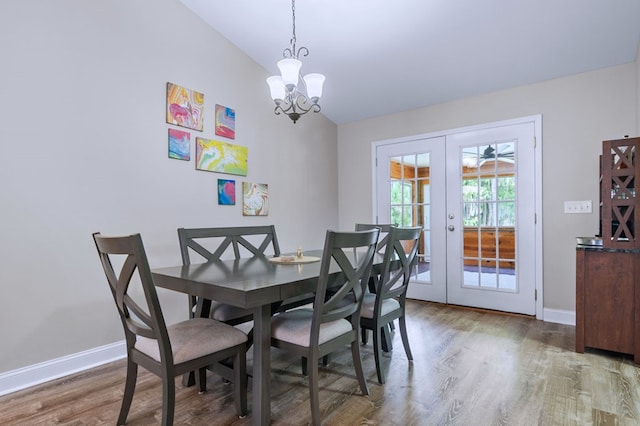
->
[179,0,640,125]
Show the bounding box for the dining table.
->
[151,249,385,426]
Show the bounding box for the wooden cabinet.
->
[576,247,640,362]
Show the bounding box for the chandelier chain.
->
[291,0,296,45]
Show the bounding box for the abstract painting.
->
[195,137,248,176]
[217,179,236,205]
[168,128,190,160]
[243,182,268,216]
[215,104,236,139]
[166,82,204,131]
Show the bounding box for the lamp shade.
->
[303,73,325,101]
[266,76,286,100]
[277,58,302,88]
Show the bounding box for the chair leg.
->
[117,359,138,426]
[361,327,368,345]
[351,339,370,396]
[308,352,321,426]
[245,328,254,351]
[373,325,386,384]
[161,373,175,426]
[398,314,413,360]
[381,325,393,352]
[181,371,195,387]
[233,348,248,417]
[302,354,329,376]
[322,354,329,366]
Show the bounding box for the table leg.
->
[252,305,271,426]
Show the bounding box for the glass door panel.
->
[376,136,447,303]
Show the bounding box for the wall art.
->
[195,137,248,176]
[168,128,190,160]
[217,179,236,205]
[242,182,268,216]
[215,104,236,139]
[166,82,204,131]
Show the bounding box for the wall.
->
[0,0,338,374]
[337,63,637,314]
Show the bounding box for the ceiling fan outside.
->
[480,144,515,160]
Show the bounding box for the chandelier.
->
[266,0,325,124]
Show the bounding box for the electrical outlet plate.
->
[564,200,592,214]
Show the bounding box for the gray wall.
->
[337,62,638,314]
[0,0,338,373]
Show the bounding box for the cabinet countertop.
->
[576,245,640,254]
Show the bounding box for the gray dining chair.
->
[178,225,281,325]
[359,226,421,384]
[355,223,394,254]
[92,232,247,425]
[270,228,380,426]
[355,223,397,338]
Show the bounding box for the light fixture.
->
[266,0,325,124]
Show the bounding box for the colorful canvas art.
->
[215,104,236,139]
[195,137,248,176]
[168,128,190,160]
[243,182,268,216]
[217,179,236,205]
[166,82,204,131]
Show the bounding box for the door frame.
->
[371,115,543,320]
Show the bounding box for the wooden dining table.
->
[151,249,384,426]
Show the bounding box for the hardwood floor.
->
[2,301,639,425]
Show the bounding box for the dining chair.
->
[355,223,397,337]
[359,226,422,384]
[270,228,380,426]
[178,225,281,325]
[92,232,247,425]
[355,223,394,253]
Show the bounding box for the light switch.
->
[564,200,592,214]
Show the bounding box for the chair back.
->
[311,228,380,340]
[378,226,422,303]
[178,225,281,264]
[355,223,394,252]
[92,232,172,365]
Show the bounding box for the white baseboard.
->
[543,308,576,326]
[0,341,126,397]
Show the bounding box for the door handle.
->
[448,225,455,231]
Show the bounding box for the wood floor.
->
[2,300,639,425]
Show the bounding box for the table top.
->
[151,249,382,309]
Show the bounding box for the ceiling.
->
[178,0,640,125]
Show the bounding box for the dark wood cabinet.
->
[576,247,640,362]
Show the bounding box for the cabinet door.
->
[582,251,635,354]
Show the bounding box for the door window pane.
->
[460,142,517,293]
[389,152,431,283]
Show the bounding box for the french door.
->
[376,136,447,303]
[375,118,540,316]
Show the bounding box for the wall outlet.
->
[564,200,592,214]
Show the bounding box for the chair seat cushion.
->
[271,309,352,347]
[360,293,400,319]
[135,317,247,364]
[210,301,253,322]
